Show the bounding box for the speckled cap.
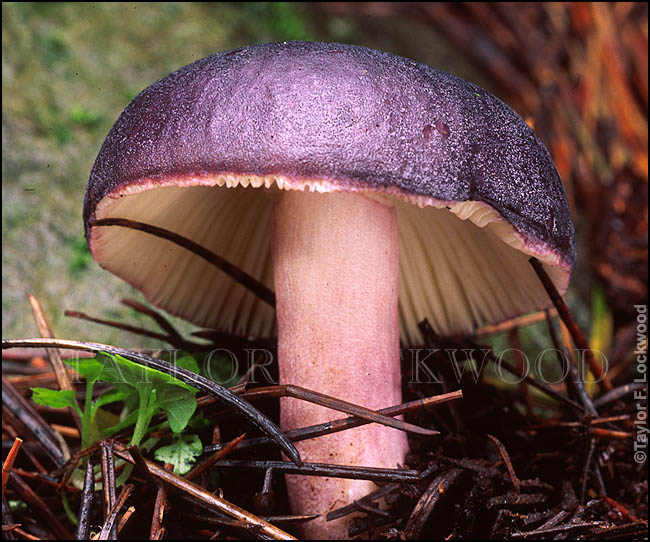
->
[84,41,575,343]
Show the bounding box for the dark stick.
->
[580,436,597,504]
[212,459,421,483]
[127,445,157,486]
[252,467,276,516]
[592,456,607,496]
[2,416,47,474]
[91,218,276,307]
[434,454,553,491]
[187,511,319,525]
[547,316,618,453]
[150,476,167,540]
[176,513,271,538]
[487,434,521,493]
[534,509,571,532]
[187,433,246,481]
[133,382,438,447]
[353,500,391,519]
[436,454,503,478]
[57,444,100,492]
[2,377,66,467]
[544,309,581,404]
[486,492,548,509]
[529,258,611,390]
[593,382,647,407]
[116,506,137,535]
[261,467,273,494]
[8,471,72,539]
[66,305,207,350]
[127,445,167,540]
[2,348,94,362]
[527,414,630,430]
[327,483,400,521]
[584,522,650,539]
[509,328,535,418]
[112,446,296,540]
[465,339,585,413]
[553,306,601,417]
[564,347,599,417]
[278,385,437,436]
[190,329,275,351]
[0,361,48,375]
[2,338,301,467]
[99,483,134,540]
[76,458,95,540]
[418,319,465,431]
[12,468,79,493]
[511,521,607,539]
[65,310,172,344]
[121,298,187,345]
[405,469,463,539]
[28,294,83,435]
[2,496,16,541]
[206,391,459,454]
[100,440,117,540]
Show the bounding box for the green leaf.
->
[141,437,160,453]
[95,352,197,391]
[65,357,105,384]
[200,351,238,387]
[102,409,140,436]
[156,385,197,434]
[175,353,201,374]
[154,434,203,475]
[113,383,140,411]
[187,412,211,431]
[91,389,127,417]
[31,388,79,411]
[92,407,121,437]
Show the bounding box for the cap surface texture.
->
[85,41,575,342]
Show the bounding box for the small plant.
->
[154,433,203,475]
[32,351,203,475]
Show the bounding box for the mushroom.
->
[84,42,575,539]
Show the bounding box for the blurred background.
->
[2,3,648,367]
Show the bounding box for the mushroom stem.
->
[272,190,408,539]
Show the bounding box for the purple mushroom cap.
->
[84,41,575,342]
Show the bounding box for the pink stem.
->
[272,189,408,539]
